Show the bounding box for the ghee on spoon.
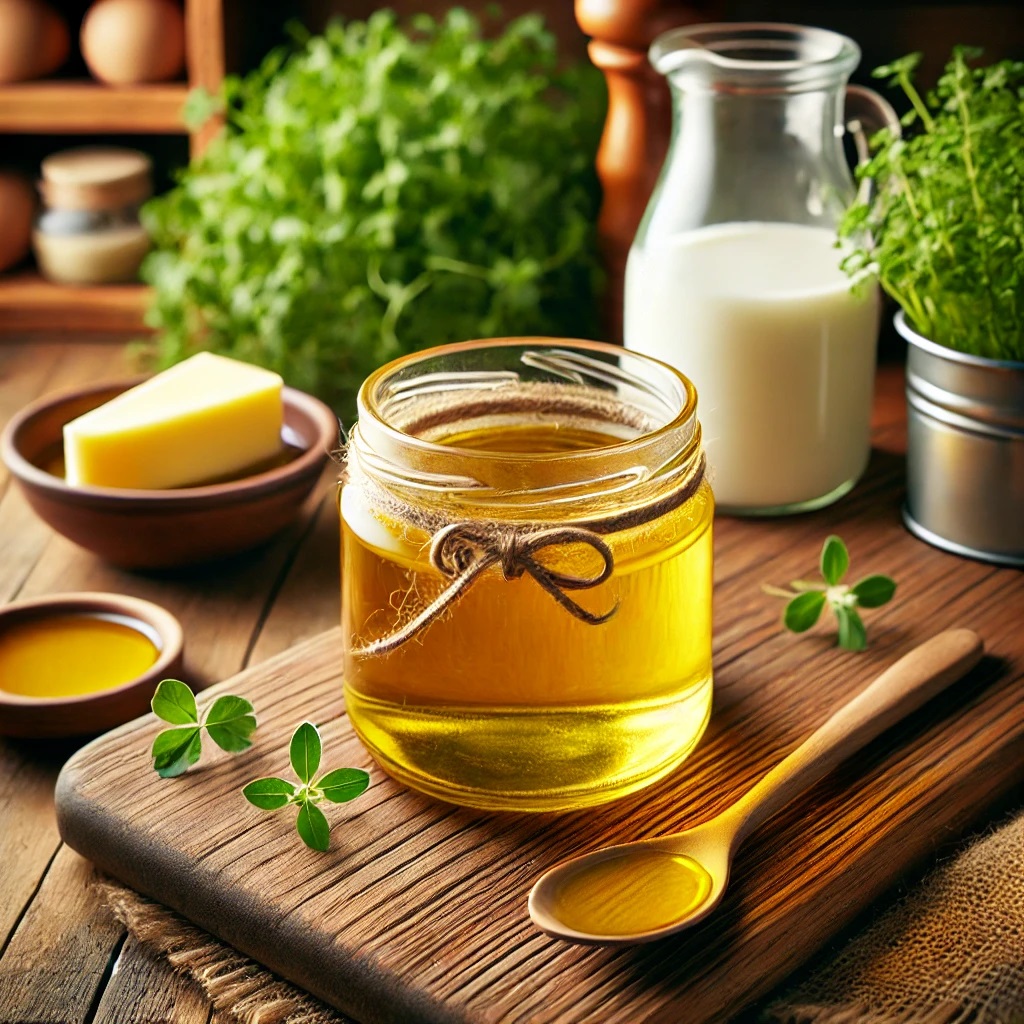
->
[529,629,983,945]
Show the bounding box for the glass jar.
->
[341,338,713,812]
[32,147,151,285]
[624,24,896,515]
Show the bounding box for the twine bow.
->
[353,523,617,657]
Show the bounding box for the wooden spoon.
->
[528,628,983,945]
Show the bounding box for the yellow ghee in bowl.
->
[0,613,160,698]
[341,339,713,812]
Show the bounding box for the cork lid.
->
[39,147,153,211]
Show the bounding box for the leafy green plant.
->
[150,679,257,778]
[764,536,897,651]
[839,48,1024,362]
[141,9,606,416]
[242,722,370,851]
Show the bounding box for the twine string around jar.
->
[349,451,706,658]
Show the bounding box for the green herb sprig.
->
[141,9,606,418]
[764,536,897,651]
[150,679,257,778]
[839,48,1024,361]
[243,722,370,851]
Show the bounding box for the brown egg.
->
[80,0,186,85]
[0,172,36,273]
[0,0,69,83]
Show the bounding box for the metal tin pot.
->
[898,311,1024,567]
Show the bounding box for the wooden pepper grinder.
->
[575,0,723,341]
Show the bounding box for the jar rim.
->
[351,337,703,514]
[356,335,698,462]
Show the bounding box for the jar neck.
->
[348,339,703,525]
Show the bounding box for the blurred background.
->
[1,0,1022,338]
[239,2,1024,86]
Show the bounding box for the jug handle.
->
[845,84,901,203]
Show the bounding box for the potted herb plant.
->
[841,48,1024,566]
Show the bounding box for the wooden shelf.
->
[0,81,189,135]
[0,273,151,333]
[0,0,222,335]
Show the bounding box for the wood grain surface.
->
[2,339,1022,1023]
[54,445,1024,1024]
[0,337,343,1024]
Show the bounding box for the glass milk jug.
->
[625,23,895,514]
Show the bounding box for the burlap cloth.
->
[98,807,1024,1024]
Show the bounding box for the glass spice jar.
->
[341,338,713,812]
[32,147,152,285]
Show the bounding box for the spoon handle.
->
[725,628,983,849]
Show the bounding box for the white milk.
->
[625,222,879,512]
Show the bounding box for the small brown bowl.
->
[0,592,184,738]
[1,378,339,569]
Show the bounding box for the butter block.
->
[64,352,285,489]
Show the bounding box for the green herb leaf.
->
[290,722,321,784]
[139,10,606,418]
[205,695,258,753]
[295,801,331,852]
[836,606,868,651]
[784,591,827,633]
[316,768,371,804]
[243,722,369,851]
[840,50,1024,362]
[151,679,198,725]
[820,536,849,586]
[851,574,897,608]
[767,535,896,651]
[150,682,257,776]
[151,726,203,778]
[242,777,297,810]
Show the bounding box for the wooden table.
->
[0,335,1016,1023]
[0,336,343,1024]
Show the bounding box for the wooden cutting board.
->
[55,453,1024,1024]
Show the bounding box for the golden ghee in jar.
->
[341,339,713,811]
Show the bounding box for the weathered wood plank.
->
[0,337,344,1024]
[54,467,1024,1024]
[0,486,55,607]
[0,341,135,968]
[0,743,61,953]
[0,339,65,496]
[3,335,1017,1024]
[92,935,211,1024]
[0,341,132,595]
[248,480,342,667]
[0,846,124,1024]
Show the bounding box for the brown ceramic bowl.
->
[1,378,339,569]
[0,592,184,738]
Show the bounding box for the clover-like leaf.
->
[767,534,897,652]
[290,722,322,784]
[851,574,897,609]
[242,777,297,810]
[836,606,868,651]
[316,768,370,804]
[205,695,257,753]
[296,800,331,852]
[784,591,827,633]
[149,682,257,777]
[151,679,198,725]
[820,535,849,586]
[243,722,370,851]
[151,726,202,778]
